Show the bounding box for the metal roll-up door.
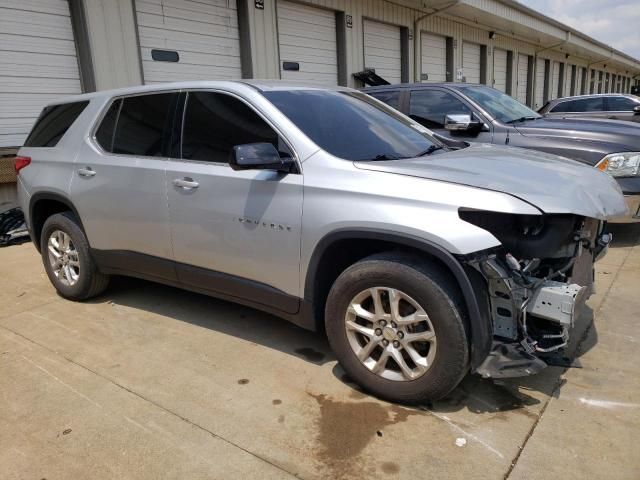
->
[462,42,481,84]
[363,19,402,84]
[493,48,508,92]
[534,58,545,108]
[421,32,446,83]
[0,0,82,147]
[135,0,242,84]
[516,54,529,103]
[277,1,337,86]
[565,64,572,96]
[551,61,560,99]
[576,68,584,94]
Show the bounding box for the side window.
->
[409,89,471,128]
[95,99,121,152]
[606,96,638,111]
[181,91,287,163]
[112,93,175,156]
[549,101,570,113]
[570,97,604,112]
[24,101,89,147]
[367,90,401,110]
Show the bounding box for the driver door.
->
[407,88,493,144]
[166,90,303,312]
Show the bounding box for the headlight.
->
[596,152,640,177]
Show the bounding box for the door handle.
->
[173,177,199,189]
[77,167,96,177]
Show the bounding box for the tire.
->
[40,212,109,300]
[325,252,469,404]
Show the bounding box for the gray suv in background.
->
[15,81,625,403]
[538,94,640,123]
[365,83,640,222]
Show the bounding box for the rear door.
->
[166,90,303,311]
[70,92,176,275]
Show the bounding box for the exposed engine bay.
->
[459,210,612,378]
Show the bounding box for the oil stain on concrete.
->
[309,393,422,478]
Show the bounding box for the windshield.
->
[463,86,541,123]
[263,90,440,161]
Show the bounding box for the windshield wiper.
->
[415,145,444,156]
[505,116,538,124]
[366,153,401,161]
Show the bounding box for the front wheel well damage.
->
[305,232,494,369]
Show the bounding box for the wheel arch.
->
[29,192,86,253]
[304,228,493,370]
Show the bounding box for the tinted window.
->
[181,92,285,163]
[607,96,639,111]
[409,89,471,128]
[565,97,604,112]
[264,90,438,161]
[112,93,175,156]
[463,86,540,123]
[95,99,121,152]
[367,90,402,110]
[24,101,89,147]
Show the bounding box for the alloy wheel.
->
[344,287,437,381]
[47,230,80,287]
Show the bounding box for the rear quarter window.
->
[24,101,89,147]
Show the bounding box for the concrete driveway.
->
[1,226,639,479]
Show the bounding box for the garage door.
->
[534,58,545,108]
[277,1,337,86]
[363,19,402,84]
[551,61,560,99]
[516,53,529,104]
[462,42,481,84]
[421,32,446,83]
[493,48,507,92]
[0,0,82,148]
[576,67,584,94]
[135,0,241,84]
[564,64,572,97]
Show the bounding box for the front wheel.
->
[325,252,469,404]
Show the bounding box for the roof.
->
[363,83,485,91]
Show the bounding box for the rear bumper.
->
[608,194,640,223]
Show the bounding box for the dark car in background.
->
[364,83,640,222]
[538,94,640,123]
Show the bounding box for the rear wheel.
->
[41,212,109,300]
[325,252,469,403]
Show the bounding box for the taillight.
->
[14,156,31,173]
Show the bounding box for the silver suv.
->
[16,81,626,403]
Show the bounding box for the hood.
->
[514,117,640,151]
[355,144,627,220]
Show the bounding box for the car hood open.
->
[355,144,627,220]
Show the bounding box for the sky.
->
[518,0,640,59]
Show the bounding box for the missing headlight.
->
[458,210,578,258]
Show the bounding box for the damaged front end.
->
[459,210,612,379]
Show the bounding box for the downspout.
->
[531,31,570,106]
[413,1,461,82]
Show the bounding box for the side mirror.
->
[230,143,294,173]
[633,105,640,114]
[444,114,481,132]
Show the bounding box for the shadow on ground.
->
[607,223,640,247]
[86,269,600,417]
